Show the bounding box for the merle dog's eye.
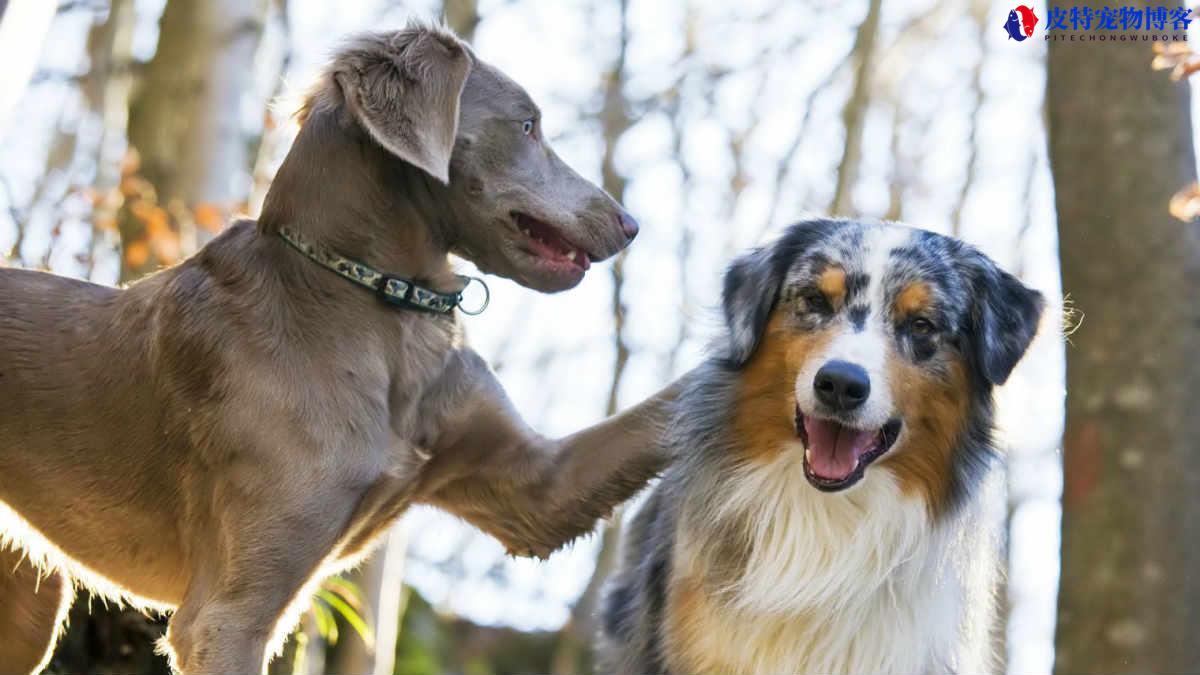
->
[910,317,937,336]
[521,119,535,136]
[803,291,831,314]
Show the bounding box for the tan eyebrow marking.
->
[895,281,932,318]
[816,266,847,311]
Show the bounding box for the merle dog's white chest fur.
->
[669,447,997,674]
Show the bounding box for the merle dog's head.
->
[278,23,637,292]
[720,219,1044,510]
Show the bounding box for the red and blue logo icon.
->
[1004,5,1040,40]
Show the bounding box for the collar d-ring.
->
[457,276,490,315]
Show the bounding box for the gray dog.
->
[0,23,681,674]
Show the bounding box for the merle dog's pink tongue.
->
[803,417,877,480]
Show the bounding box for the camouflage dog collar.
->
[278,227,489,315]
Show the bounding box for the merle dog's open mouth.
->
[512,212,591,272]
[795,405,902,492]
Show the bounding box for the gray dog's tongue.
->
[803,417,877,480]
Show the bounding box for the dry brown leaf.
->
[120,148,141,177]
[150,233,181,265]
[124,240,149,268]
[132,202,171,240]
[194,203,224,233]
[120,175,154,200]
[94,215,118,234]
[1169,181,1200,221]
[1152,43,1200,80]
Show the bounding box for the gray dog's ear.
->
[969,261,1045,385]
[722,246,782,368]
[337,28,472,184]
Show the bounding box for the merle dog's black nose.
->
[814,360,871,412]
[618,212,639,240]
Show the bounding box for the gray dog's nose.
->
[619,213,640,241]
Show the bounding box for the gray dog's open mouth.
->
[512,212,591,271]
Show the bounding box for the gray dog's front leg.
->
[414,349,691,558]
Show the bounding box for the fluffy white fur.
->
[675,442,999,674]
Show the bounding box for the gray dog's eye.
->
[521,119,535,135]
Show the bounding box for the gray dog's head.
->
[309,24,638,292]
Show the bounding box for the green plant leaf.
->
[317,588,374,648]
[321,575,368,613]
[310,597,338,646]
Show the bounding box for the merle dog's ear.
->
[970,262,1045,385]
[337,27,471,184]
[722,246,782,368]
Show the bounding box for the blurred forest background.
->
[0,0,1197,673]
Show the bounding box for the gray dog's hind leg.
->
[0,548,71,674]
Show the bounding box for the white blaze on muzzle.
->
[793,225,912,432]
[794,322,896,432]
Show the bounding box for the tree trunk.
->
[119,0,268,280]
[828,0,882,217]
[1049,4,1200,672]
[83,0,137,274]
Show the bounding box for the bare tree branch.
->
[949,1,988,237]
[1,173,25,261]
[599,0,632,419]
[443,0,480,42]
[884,102,906,222]
[829,0,883,217]
[762,61,846,235]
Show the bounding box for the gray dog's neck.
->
[258,103,458,290]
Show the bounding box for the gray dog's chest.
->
[202,311,462,477]
[379,317,466,455]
